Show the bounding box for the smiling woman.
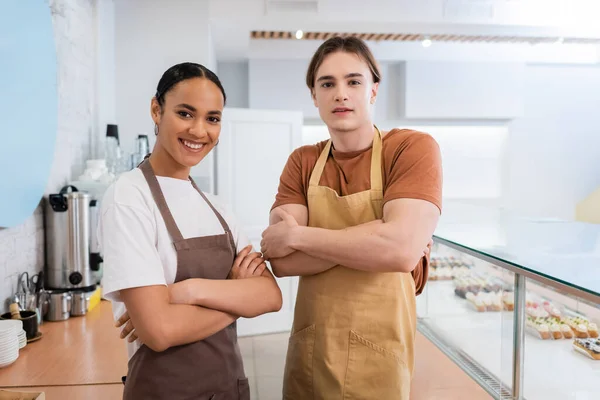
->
[0,0,57,228]
[97,62,282,399]
[149,63,227,179]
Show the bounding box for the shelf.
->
[419,281,600,399]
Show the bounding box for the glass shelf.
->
[433,202,600,303]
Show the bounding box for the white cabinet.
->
[402,61,525,119]
[216,107,303,336]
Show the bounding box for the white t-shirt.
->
[97,168,250,358]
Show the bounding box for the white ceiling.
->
[209,0,600,61]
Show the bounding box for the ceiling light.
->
[421,36,432,48]
[295,30,303,40]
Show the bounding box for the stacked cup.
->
[0,320,20,368]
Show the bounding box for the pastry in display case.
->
[429,256,473,280]
[573,338,600,360]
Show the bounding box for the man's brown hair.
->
[306,36,382,89]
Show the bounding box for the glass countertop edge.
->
[432,234,600,303]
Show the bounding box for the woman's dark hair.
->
[155,62,227,107]
[306,36,381,89]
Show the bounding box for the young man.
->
[260,37,443,399]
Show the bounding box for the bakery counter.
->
[0,300,127,396]
[4,384,124,400]
[418,203,600,400]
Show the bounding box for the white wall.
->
[506,65,600,219]
[0,0,99,309]
[403,61,525,119]
[240,57,600,219]
[114,0,215,155]
[95,0,117,158]
[248,59,316,118]
[217,61,250,108]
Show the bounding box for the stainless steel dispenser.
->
[45,185,101,290]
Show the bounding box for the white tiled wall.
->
[0,0,97,311]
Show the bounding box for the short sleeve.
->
[98,202,167,302]
[384,134,443,212]
[271,148,307,210]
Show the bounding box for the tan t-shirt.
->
[272,128,443,295]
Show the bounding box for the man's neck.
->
[328,123,376,153]
[148,146,190,181]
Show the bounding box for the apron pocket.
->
[343,330,410,400]
[283,324,316,399]
[237,378,250,400]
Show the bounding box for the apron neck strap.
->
[188,178,232,235]
[139,159,233,242]
[370,126,383,192]
[309,140,332,188]
[139,159,184,242]
[309,125,383,192]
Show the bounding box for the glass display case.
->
[417,202,600,400]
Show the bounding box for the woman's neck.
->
[148,146,190,180]
[328,123,376,153]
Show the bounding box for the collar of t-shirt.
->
[330,143,374,161]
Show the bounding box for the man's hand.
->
[115,311,138,343]
[261,209,299,259]
[229,245,267,279]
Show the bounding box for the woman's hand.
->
[168,280,195,305]
[115,311,138,343]
[229,245,267,279]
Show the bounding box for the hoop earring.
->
[154,124,159,136]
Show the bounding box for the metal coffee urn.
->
[45,185,101,291]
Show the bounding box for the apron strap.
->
[189,179,235,242]
[308,140,332,188]
[139,159,185,242]
[370,126,383,193]
[193,183,237,252]
[309,125,384,191]
[140,158,236,252]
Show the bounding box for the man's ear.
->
[370,82,379,105]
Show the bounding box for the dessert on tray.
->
[526,316,551,340]
[562,314,598,339]
[561,324,575,339]
[588,323,599,338]
[542,300,562,319]
[573,338,600,360]
[550,323,563,340]
[526,303,550,319]
[466,292,486,312]
[465,291,504,312]
[429,256,473,281]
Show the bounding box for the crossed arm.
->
[263,198,439,277]
[118,247,282,352]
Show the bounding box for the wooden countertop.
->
[3,385,124,400]
[0,300,128,388]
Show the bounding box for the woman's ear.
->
[150,97,162,126]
